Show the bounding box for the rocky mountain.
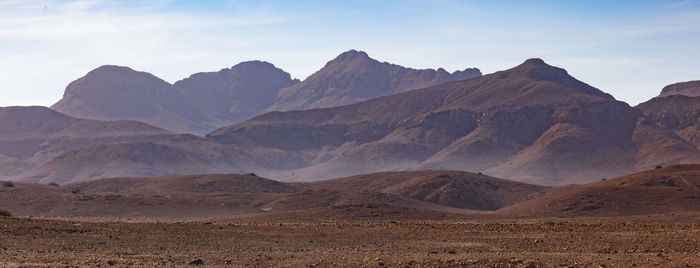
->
[174,61,298,123]
[22,59,699,185]
[659,80,700,97]
[0,106,173,177]
[266,50,481,111]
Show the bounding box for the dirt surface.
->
[1,215,699,267]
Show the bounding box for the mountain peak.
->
[231,60,277,70]
[333,49,370,62]
[521,58,547,66]
[508,58,568,77]
[89,65,138,75]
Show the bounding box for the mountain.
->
[659,80,700,97]
[51,53,478,134]
[51,65,218,134]
[497,165,700,217]
[174,61,298,123]
[24,59,698,185]
[209,58,656,184]
[0,106,172,177]
[265,49,481,111]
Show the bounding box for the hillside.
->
[497,165,700,217]
[266,49,481,111]
[0,106,172,177]
[302,170,550,210]
[3,171,538,220]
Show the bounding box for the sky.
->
[1,0,699,107]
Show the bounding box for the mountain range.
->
[51,50,481,134]
[7,54,699,185]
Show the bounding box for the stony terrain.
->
[1,215,699,267]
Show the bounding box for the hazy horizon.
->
[1,0,699,107]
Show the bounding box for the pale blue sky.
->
[1,0,699,107]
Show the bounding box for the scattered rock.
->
[188,259,204,265]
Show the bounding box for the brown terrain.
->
[2,166,700,266]
[18,58,699,185]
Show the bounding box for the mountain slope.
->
[497,165,700,217]
[0,106,172,177]
[266,50,481,111]
[174,61,298,123]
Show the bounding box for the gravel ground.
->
[1,216,700,267]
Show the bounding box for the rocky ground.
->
[1,215,699,267]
